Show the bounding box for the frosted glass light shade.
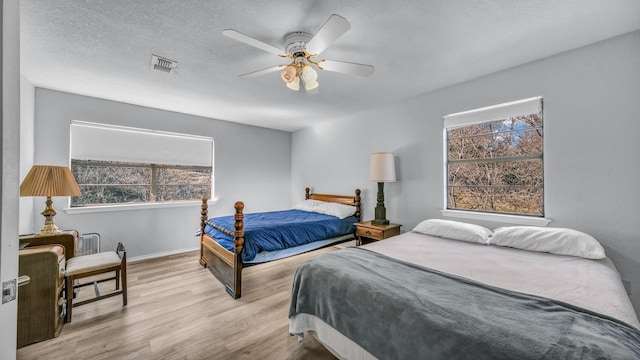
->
[301,65,319,90]
[280,65,297,83]
[304,80,319,91]
[20,165,81,197]
[287,75,300,90]
[370,153,396,182]
[301,65,317,83]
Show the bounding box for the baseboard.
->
[128,247,199,263]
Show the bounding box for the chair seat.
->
[64,242,127,323]
[66,251,121,275]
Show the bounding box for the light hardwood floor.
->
[17,246,346,360]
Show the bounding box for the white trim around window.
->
[64,198,218,214]
[441,209,551,226]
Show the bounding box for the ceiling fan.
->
[223,14,374,92]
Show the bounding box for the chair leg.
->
[121,260,127,306]
[65,275,74,323]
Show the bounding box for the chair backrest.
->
[116,242,126,260]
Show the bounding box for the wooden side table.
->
[354,221,401,246]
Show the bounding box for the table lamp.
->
[370,152,396,225]
[20,165,81,234]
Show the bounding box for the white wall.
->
[292,31,640,310]
[26,89,292,259]
[1,1,21,359]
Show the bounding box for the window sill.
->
[64,198,218,215]
[440,210,551,226]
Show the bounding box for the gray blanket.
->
[289,247,640,359]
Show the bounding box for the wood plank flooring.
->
[17,245,347,360]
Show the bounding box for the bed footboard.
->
[200,197,244,299]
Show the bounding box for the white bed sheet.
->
[290,231,640,359]
[365,231,639,328]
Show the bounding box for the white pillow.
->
[412,219,492,244]
[292,199,326,212]
[314,202,357,219]
[491,226,606,259]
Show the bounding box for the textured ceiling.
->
[20,0,640,132]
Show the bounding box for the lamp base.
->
[38,196,62,234]
[372,182,390,225]
[371,218,390,226]
[38,226,61,235]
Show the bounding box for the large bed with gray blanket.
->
[289,224,640,359]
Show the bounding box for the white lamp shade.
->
[370,152,396,182]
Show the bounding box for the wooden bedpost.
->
[231,201,244,299]
[354,189,361,222]
[305,187,311,200]
[233,201,245,255]
[199,196,209,267]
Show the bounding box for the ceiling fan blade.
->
[320,60,374,77]
[223,29,284,56]
[305,14,351,55]
[239,65,283,78]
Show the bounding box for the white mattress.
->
[290,231,640,359]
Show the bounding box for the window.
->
[69,121,213,207]
[444,97,543,217]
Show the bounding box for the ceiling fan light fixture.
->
[304,80,319,91]
[280,65,297,84]
[301,65,319,91]
[286,75,300,91]
[301,65,317,83]
[225,14,374,90]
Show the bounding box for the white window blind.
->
[444,96,543,129]
[70,121,213,166]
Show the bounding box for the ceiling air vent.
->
[150,54,177,73]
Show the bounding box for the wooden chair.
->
[64,242,127,323]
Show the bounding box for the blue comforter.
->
[204,209,355,262]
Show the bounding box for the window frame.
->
[66,121,215,214]
[441,97,550,226]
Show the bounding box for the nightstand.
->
[354,221,402,246]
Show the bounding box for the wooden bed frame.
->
[199,187,361,299]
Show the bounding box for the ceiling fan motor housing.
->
[283,32,312,56]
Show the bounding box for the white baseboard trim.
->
[128,247,199,263]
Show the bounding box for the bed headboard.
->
[305,187,361,222]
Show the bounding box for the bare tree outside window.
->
[71,160,212,207]
[446,109,543,216]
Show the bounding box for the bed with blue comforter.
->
[198,187,361,299]
[204,209,356,262]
